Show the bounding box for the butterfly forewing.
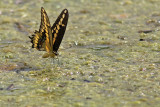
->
[40,7,53,53]
[51,9,69,52]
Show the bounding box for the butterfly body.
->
[29,7,69,58]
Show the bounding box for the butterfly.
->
[29,7,69,58]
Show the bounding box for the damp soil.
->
[0,0,160,107]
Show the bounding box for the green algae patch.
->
[1,0,160,107]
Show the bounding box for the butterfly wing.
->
[29,7,52,52]
[40,7,53,52]
[51,9,69,53]
[29,30,44,50]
